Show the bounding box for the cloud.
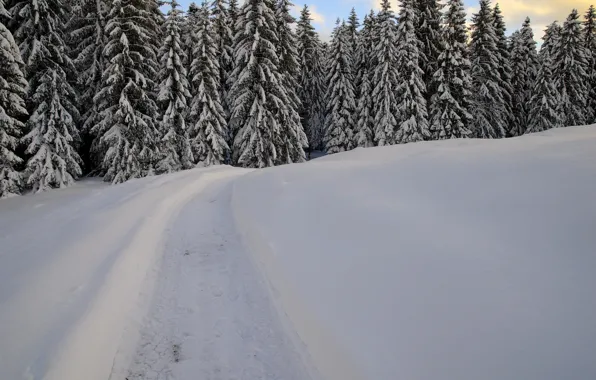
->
[290,4,326,25]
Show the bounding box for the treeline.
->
[0,0,595,198]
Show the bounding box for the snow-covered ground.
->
[1,126,595,380]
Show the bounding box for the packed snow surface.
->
[0,126,595,380]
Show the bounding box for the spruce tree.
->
[354,11,376,148]
[187,2,228,166]
[428,0,473,139]
[275,0,307,164]
[183,2,201,73]
[0,0,28,197]
[297,5,326,153]
[228,0,299,167]
[492,4,514,135]
[416,0,443,107]
[372,0,401,146]
[10,0,83,192]
[157,0,192,173]
[93,0,161,184]
[66,0,108,171]
[469,0,507,138]
[527,22,562,133]
[584,5,596,123]
[211,0,233,119]
[509,17,538,136]
[324,20,356,154]
[552,9,590,127]
[347,7,360,73]
[394,0,430,143]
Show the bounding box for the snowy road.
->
[0,167,315,380]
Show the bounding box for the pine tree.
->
[583,5,596,123]
[66,0,108,172]
[297,5,326,153]
[354,11,376,148]
[275,0,307,164]
[527,22,562,133]
[157,0,192,173]
[228,0,299,167]
[509,17,538,136]
[10,0,83,192]
[372,0,401,146]
[469,0,507,138]
[416,0,443,107]
[492,4,514,135]
[552,9,590,127]
[0,0,28,197]
[324,20,356,154]
[228,0,239,31]
[428,0,473,139]
[394,0,430,143]
[183,2,201,73]
[347,7,360,73]
[93,0,161,184]
[211,0,233,119]
[187,2,228,166]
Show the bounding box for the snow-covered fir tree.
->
[509,17,538,136]
[0,0,28,197]
[415,0,443,106]
[183,2,201,72]
[371,0,401,146]
[92,0,161,183]
[469,0,507,138]
[66,0,108,171]
[428,0,473,139]
[324,20,357,154]
[157,0,192,173]
[211,0,233,118]
[527,22,562,133]
[492,3,514,135]
[228,0,303,167]
[275,0,307,164]
[583,5,596,123]
[10,0,83,192]
[297,5,326,153]
[394,0,430,143]
[187,2,229,166]
[353,11,376,148]
[347,7,360,73]
[552,9,590,127]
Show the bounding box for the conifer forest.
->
[1,0,595,197]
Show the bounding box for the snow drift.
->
[232,126,596,380]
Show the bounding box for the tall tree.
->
[583,5,596,123]
[157,0,192,173]
[324,20,356,154]
[552,9,590,127]
[416,0,443,107]
[428,0,473,139]
[0,0,28,197]
[275,0,307,164]
[187,2,228,166]
[297,5,326,153]
[10,0,83,192]
[183,2,201,73]
[372,0,401,146]
[509,17,538,136]
[469,0,507,138]
[93,0,161,184]
[347,7,360,73]
[354,11,377,148]
[394,0,430,143]
[228,0,300,167]
[66,0,108,172]
[492,3,514,135]
[527,22,562,133]
[211,0,233,119]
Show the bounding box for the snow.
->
[1,126,596,380]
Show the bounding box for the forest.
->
[0,0,595,197]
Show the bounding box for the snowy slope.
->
[232,126,596,380]
[1,126,595,380]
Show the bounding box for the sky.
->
[176,0,595,41]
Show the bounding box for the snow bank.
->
[232,126,596,380]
